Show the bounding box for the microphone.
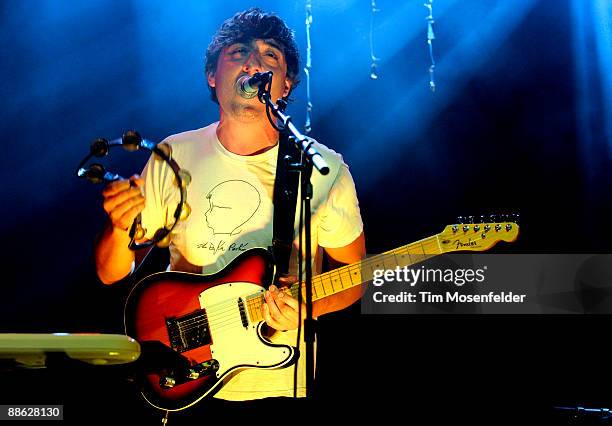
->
[235,72,272,99]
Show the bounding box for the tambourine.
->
[76,130,191,250]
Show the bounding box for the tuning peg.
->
[479,215,486,224]
[467,215,475,224]
[488,214,498,223]
[456,216,465,224]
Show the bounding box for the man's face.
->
[207,39,292,120]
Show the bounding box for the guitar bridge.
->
[166,309,211,353]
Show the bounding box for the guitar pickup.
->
[160,359,220,388]
[237,298,248,328]
[166,309,211,353]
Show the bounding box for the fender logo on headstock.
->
[453,239,477,249]
[441,239,478,249]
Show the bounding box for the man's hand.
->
[262,283,306,332]
[102,174,145,231]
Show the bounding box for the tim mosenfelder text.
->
[370,265,527,304]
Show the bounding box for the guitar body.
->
[122,220,519,412]
[124,248,297,411]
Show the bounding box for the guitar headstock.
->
[438,214,519,253]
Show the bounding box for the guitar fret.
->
[382,253,396,270]
[246,299,254,322]
[321,274,333,295]
[254,296,263,322]
[337,268,353,289]
[246,295,262,323]
[331,270,343,290]
[254,298,260,321]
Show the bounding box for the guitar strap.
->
[270,131,300,285]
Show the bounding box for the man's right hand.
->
[102,174,145,232]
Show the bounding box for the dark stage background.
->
[1,0,611,424]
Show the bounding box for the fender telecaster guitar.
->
[125,219,519,411]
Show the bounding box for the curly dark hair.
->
[204,8,300,104]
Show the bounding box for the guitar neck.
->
[294,234,443,302]
[245,234,442,322]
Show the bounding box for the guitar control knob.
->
[160,376,176,388]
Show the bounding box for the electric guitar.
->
[125,219,519,411]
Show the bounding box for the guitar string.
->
[179,234,443,322]
[170,226,511,334]
[172,240,444,334]
[176,225,499,329]
[172,222,511,329]
[186,254,442,335]
[176,240,435,322]
[173,236,467,334]
[178,253,438,334]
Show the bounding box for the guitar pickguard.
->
[198,282,295,379]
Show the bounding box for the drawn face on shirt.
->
[204,180,262,236]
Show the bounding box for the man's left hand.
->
[262,283,306,331]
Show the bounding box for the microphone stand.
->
[257,73,329,399]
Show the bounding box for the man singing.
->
[95,7,365,404]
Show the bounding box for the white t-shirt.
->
[140,121,363,400]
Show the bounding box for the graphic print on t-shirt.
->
[204,180,262,236]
